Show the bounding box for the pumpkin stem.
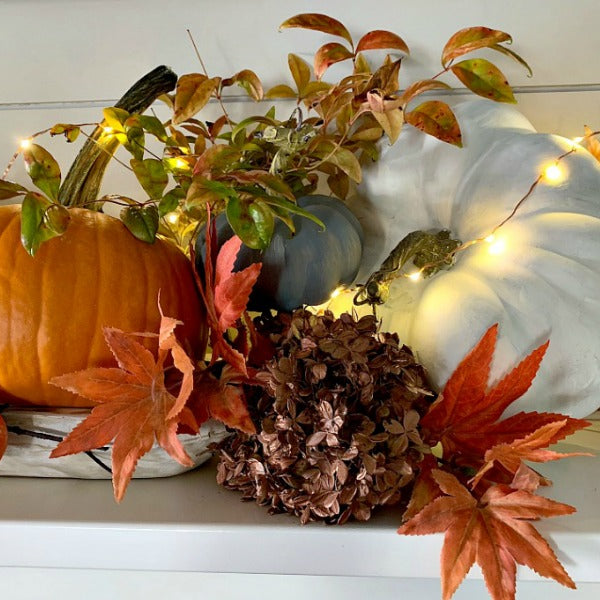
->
[57,65,178,209]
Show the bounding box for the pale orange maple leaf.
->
[50,312,195,502]
[398,469,576,600]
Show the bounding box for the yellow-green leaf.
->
[49,123,80,143]
[490,43,533,77]
[265,84,297,99]
[130,158,168,199]
[356,30,409,54]
[22,143,61,202]
[451,58,516,103]
[288,53,311,95]
[173,74,221,125]
[405,100,462,147]
[314,140,362,183]
[442,27,512,66]
[279,13,353,46]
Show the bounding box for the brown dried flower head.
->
[216,309,434,524]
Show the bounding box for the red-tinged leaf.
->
[314,42,354,80]
[50,315,196,501]
[405,101,462,147]
[215,236,262,331]
[0,415,7,460]
[442,27,512,66]
[279,13,353,46]
[173,74,221,125]
[221,69,263,101]
[194,211,262,375]
[451,58,516,103]
[0,179,27,200]
[510,462,551,492]
[399,471,576,600]
[400,79,452,106]
[356,30,409,54]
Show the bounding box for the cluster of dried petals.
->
[216,309,434,524]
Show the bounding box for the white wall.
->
[1,0,599,196]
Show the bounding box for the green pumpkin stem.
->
[57,65,178,209]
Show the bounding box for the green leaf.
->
[159,187,185,216]
[20,193,67,256]
[0,179,27,200]
[131,159,168,199]
[222,69,263,101]
[279,13,353,46]
[248,201,275,248]
[442,27,512,66]
[138,115,169,141]
[314,42,354,80]
[356,30,409,54]
[21,143,61,201]
[451,58,516,103]
[405,101,462,147]
[124,125,145,161]
[120,204,159,243]
[259,195,325,230]
[173,74,221,125]
[226,194,268,250]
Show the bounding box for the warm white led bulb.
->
[543,164,564,183]
[488,238,506,256]
[329,286,343,299]
[484,234,496,243]
[408,271,422,282]
[572,136,584,144]
[165,211,180,225]
[19,138,32,150]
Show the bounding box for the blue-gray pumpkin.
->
[197,195,363,311]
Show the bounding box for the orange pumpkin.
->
[0,204,206,407]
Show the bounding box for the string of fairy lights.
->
[5,124,600,302]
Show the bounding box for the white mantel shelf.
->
[0,427,598,599]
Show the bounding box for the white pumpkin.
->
[347,99,600,418]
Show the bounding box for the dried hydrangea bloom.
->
[216,309,434,524]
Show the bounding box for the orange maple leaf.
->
[398,469,576,600]
[583,125,600,163]
[50,312,196,502]
[0,415,7,460]
[194,211,262,376]
[191,365,256,434]
[470,419,593,488]
[420,324,589,459]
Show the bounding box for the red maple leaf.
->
[50,311,196,502]
[398,469,576,600]
[194,211,262,376]
[420,324,589,459]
